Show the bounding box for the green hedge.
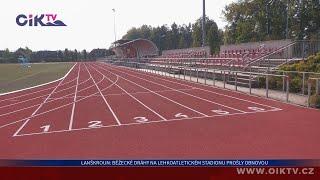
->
[257,53,320,108]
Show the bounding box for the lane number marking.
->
[248,107,265,111]
[40,125,50,132]
[134,117,149,123]
[211,109,230,115]
[175,113,188,118]
[88,121,103,128]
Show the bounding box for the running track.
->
[0,62,319,159]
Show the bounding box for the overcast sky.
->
[0,0,235,51]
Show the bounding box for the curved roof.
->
[112,38,159,58]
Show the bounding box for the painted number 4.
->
[248,107,265,111]
[211,109,230,115]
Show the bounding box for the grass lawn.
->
[0,62,74,93]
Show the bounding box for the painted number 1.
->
[40,125,50,132]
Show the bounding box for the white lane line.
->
[12,63,79,137]
[45,88,190,100]
[88,63,167,121]
[84,63,122,126]
[0,77,77,103]
[0,77,92,109]
[14,109,281,137]
[68,63,81,130]
[101,64,246,113]
[46,87,197,100]
[105,63,280,110]
[92,64,208,117]
[0,63,76,97]
[0,75,105,118]
[0,75,119,130]
[0,75,76,102]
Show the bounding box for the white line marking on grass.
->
[92,64,208,117]
[0,77,91,109]
[68,63,81,130]
[0,77,77,103]
[0,76,105,118]
[0,63,76,97]
[100,64,246,113]
[85,63,122,126]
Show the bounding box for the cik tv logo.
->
[16,14,67,26]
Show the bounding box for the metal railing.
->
[106,60,292,103]
[307,77,320,107]
[244,40,320,71]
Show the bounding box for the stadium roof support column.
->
[202,0,206,47]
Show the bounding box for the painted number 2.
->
[88,121,103,128]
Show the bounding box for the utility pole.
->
[202,0,206,47]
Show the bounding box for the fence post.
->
[282,72,286,92]
[266,74,269,98]
[223,71,226,88]
[286,76,289,102]
[302,72,305,95]
[189,68,192,81]
[308,80,311,107]
[317,79,319,95]
[235,72,238,91]
[249,72,252,94]
[183,67,186,80]
[196,68,199,83]
[212,69,216,86]
[205,68,207,85]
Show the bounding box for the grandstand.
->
[111,38,159,58]
[161,46,210,58]
[108,38,320,94]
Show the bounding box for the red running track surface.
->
[0,62,319,159]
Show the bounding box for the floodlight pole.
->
[285,0,289,39]
[112,8,117,43]
[202,0,206,47]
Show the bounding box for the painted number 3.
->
[134,117,149,123]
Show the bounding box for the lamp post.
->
[202,0,206,47]
[112,8,117,43]
[285,0,289,39]
[159,34,166,56]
